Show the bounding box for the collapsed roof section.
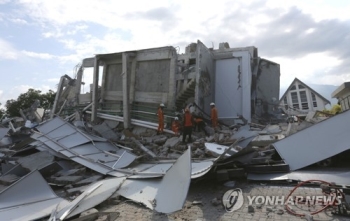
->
[51,40,280,127]
[272,110,350,171]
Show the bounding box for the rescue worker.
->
[171,117,181,136]
[182,108,193,143]
[157,103,165,134]
[210,102,218,129]
[193,113,209,136]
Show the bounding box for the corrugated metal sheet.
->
[117,148,192,213]
[273,110,350,170]
[32,117,137,175]
[51,177,126,220]
[0,170,70,221]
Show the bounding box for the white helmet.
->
[160,103,165,107]
[175,117,179,120]
[210,102,215,106]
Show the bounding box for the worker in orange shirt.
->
[182,108,193,143]
[210,102,218,129]
[171,117,181,136]
[157,103,165,134]
[193,113,209,136]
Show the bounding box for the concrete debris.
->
[266,206,273,212]
[163,136,180,148]
[73,212,120,221]
[211,197,221,206]
[50,175,85,185]
[93,122,121,141]
[1,42,349,220]
[75,175,103,187]
[79,208,99,217]
[276,208,284,215]
[192,200,203,205]
[223,181,235,187]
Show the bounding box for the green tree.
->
[5,89,56,117]
[0,103,5,119]
[322,104,342,115]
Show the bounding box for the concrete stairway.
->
[175,78,196,110]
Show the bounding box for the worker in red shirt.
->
[210,102,218,129]
[157,103,165,134]
[182,108,193,143]
[171,117,181,136]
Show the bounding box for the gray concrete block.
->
[164,137,180,148]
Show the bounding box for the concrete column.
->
[194,41,201,107]
[232,51,252,123]
[75,66,83,105]
[167,48,177,109]
[122,53,131,129]
[91,56,100,123]
[50,76,65,119]
[130,57,137,103]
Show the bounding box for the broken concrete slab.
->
[153,136,168,145]
[131,126,148,136]
[164,137,180,148]
[131,137,156,158]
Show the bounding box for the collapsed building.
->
[2,41,350,220]
[51,40,280,127]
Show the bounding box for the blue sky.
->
[1,0,350,108]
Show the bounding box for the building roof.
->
[331,82,350,98]
[279,78,331,105]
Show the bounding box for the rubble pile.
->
[1,101,350,220]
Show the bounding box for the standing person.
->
[182,108,193,143]
[157,103,165,134]
[172,117,181,136]
[210,102,218,129]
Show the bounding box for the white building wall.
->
[279,82,328,115]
